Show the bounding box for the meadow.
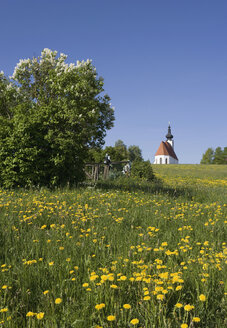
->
[0,165,226,327]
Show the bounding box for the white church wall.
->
[154,155,178,164]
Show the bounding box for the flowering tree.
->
[0,49,114,187]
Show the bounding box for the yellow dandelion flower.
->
[43,290,49,295]
[95,303,105,310]
[82,283,89,288]
[184,304,194,311]
[26,312,35,317]
[175,303,183,308]
[193,317,201,322]
[2,285,7,289]
[181,324,188,328]
[123,304,131,309]
[36,312,44,320]
[107,315,116,321]
[110,284,118,289]
[143,296,151,301]
[55,298,62,304]
[48,261,54,266]
[199,294,206,301]
[0,308,8,313]
[130,318,139,325]
[156,294,165,301]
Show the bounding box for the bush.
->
[131,160,154,181]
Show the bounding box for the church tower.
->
[154,124,178,164]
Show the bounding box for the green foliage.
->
[128,145,143,162]
[0,50,114,187]
[87,140,143,164]
[201,147,227,164]
[131,160,154,181]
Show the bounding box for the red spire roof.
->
[155,141,178,160]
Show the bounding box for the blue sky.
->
[1,0,226,163]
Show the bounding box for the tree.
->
[200,148,214,164]
[128,145,143,162]
[213,147,224,164]
[0,49,114,187]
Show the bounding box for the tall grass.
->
[0,166,226,327]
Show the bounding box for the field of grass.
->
[0,165,226,327]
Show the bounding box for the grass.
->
[0,165,226,327]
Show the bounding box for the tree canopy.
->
[200,147,227,164]
[0,49,114,187]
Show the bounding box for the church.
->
[154,124,178,164]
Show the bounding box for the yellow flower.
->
[130,318,139,325]
[199,294,206,301]
[26,312,35,317]
[143,296,151,301]
[120,275,127,281]
[184,304,194,311]
[110,284,118,289]
[107,315,116,321]
[82,283,89,288]
[95,303,105,310]
[181,324,188,328]
[48,261,54,266]
[193,317,201,322]
[55,298,62,304]
[123,304,131,309]
[0,308,8,313]
[36,312,44,320]
[2,285,7,289]
[43,290,49,295]
[156,294,165,301]
[175,303,183,308]
[176,285,183,291]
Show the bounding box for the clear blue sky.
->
[1,0,226,163]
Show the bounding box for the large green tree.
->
[0,49,114,187]
[200,148,214,164]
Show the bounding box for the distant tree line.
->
[200,147,227,164]
[86,139,143,163]
[87,140,154,181]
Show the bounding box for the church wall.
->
[154,155,178,164]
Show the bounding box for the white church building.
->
[154,124,178,164]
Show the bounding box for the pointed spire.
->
[166,123,173,140]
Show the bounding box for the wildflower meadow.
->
[0,165,226,327]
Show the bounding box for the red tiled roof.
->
[155,141,178,160]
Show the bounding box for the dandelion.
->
[55,298,62,304]
[107,315,116,321]
[156,294,165,301]
[181,324,188,328]
[144,296,151,301]
[110,284,118,289]
[43,290,49,295]
[123,304,131,309]
[95,303,105,310]
[0,308,8,313]
[184,304,194,311]
[26,312,35,317]
[130,318,139,325]
[199,294,206,301]
[175,303,183,308]
[193,317,201,322]
[36,312,44,320]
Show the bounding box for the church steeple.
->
[166,123,174,148]
[166,123,173,140]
